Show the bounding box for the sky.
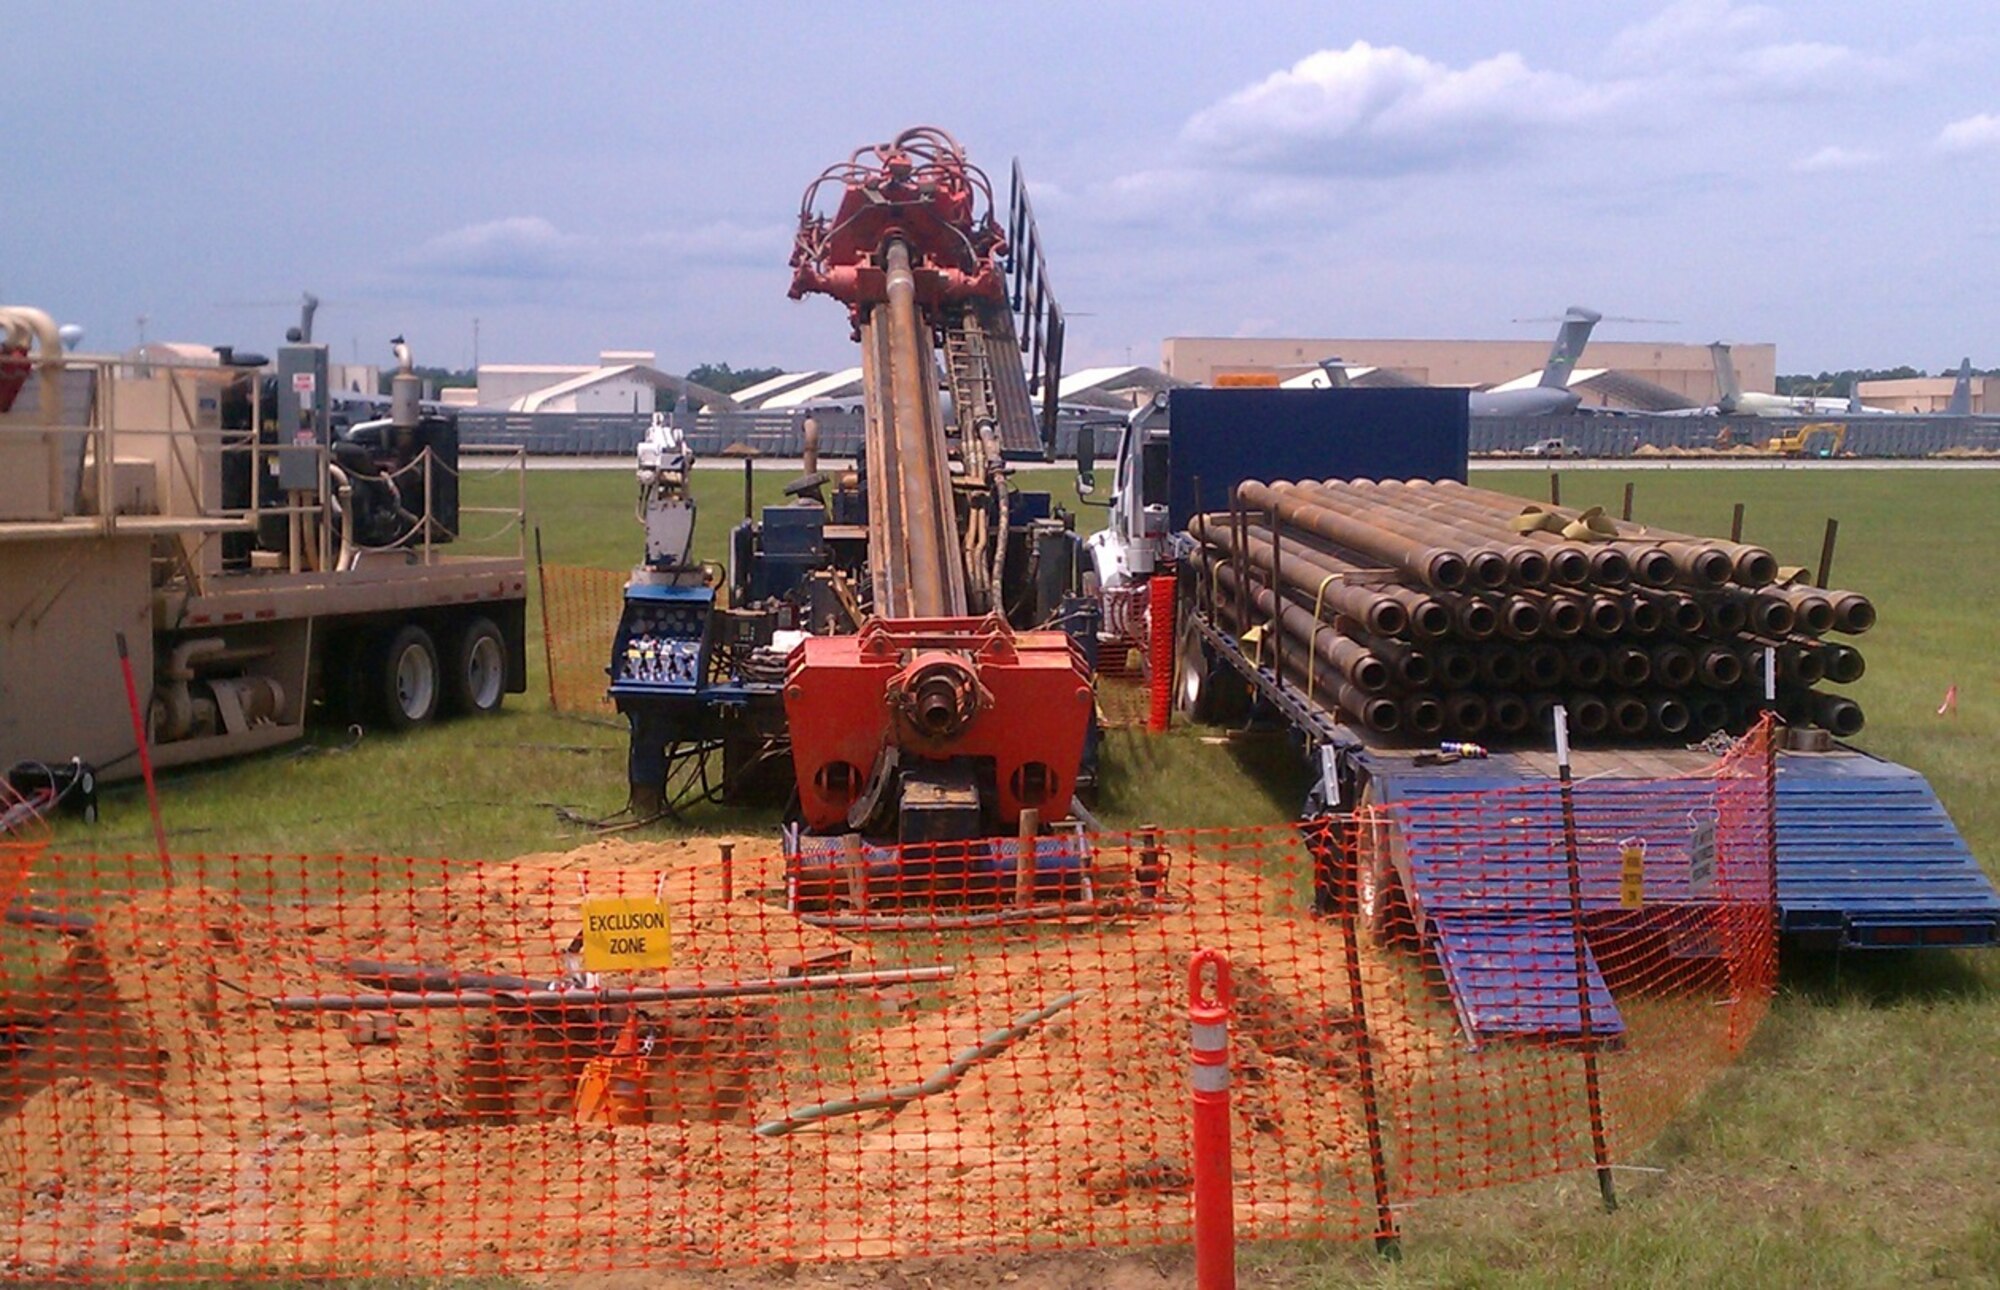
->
[4,1,1995,377]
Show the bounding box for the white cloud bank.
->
[1935,112,2000,154]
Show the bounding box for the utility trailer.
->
[0,306,528,790]
[1097,386,1998,990]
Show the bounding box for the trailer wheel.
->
[376,624,440,729]
[446,617,508,717]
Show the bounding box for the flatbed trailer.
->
[1185,573,2000,958]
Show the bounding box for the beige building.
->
[1857,374,1995,414]
[1161,336,1778,407]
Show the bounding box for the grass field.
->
[25,464,2000,1287]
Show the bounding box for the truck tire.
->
[445,617,508,717]
[376,624,441,730]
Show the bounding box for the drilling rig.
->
[611,128,1100,905]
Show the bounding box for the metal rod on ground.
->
[533,525,559,712]
[1731,503,1745,544]
[269,964,959,1012]
[1552,705,1617,1213]
[1550,471,1561,506]
[799,898,1169,931]
[1816,517,1839,589]
[753,989,1086,1137]
[114,631,170,883]
[1621,481,1634,522]
[1330,818,1401,1258]
[720,842,734,903]
[1189,949,1236,1290]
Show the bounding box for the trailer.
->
[0,305,528,791]
[1098,385,1999,986]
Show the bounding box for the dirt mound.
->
[0,833,1431,1273]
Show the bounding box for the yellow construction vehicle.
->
[1765,422,1846,458]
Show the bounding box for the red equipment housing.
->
[0,346,29,414]
[784,616,1093,833]
[788,126,1008,329]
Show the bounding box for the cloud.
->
[1606,2,1905,102]
[1179,40,1626,177]
[406,216,583,280]
[1936,113,2000,154]
[1793,145,1882,173]
[635,221,790,266]
[1606,0,1776,69]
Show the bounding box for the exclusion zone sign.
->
[579,895,673,971]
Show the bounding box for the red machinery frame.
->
[784,615,1093,833]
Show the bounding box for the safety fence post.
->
[1552,704,1617,1213]
[1323,817,1401,1257]
[1189,948,1236,1290]
[1147,573,1177,732]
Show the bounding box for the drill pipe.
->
[1341,626,1436,688]
[1567,643,1610,688]
[1211,559,1397,693]
[1442,691,1491,736]
[1489,594,1546,641]
[1404,694,1446,736]
[1442,479,1779,587]
[1426,481,1730,588]
[1524,645,1568,689]
[1609,646,1652,688]
[1639,590,1706,635]
[1192,516,1410,638]
[1246,615,1403,732]
[1490,692,1532,736]
[1648,694,1693,737]
[1367,481,1597,585]
[1760,585,1836,635]
[1582,594,1629,639]
[1692,695,1732,736]
[1742,638,1826,685]
[1715,588,1795,637]
[1477,646,1524,689]
[1230,520,1456,639]
[1699,592,1751,637]
[1565,694,1612,737]
[1649,643,1698,689]
[1828,591,1876,634]
[1696,645,1745,688]
[1279,480,1512,588]
[1625,593,1665,637]
[1431,644,1480,689]
[1819,642,1866,684]
[1610,694,1651,737]
[1802,691,1865,737]
[1422,480,1666,585]
[1290,480,1516,584]
[1532,592,1588,639]
[1344,480,1554,586]
[1236,480,1469,591]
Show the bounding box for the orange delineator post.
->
[1189,948,1235,1290]
[1147,573,1177,733]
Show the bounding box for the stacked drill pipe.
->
[1194,478,1876,743]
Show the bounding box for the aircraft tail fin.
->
[1848,380,1864,414]
[1538,306,1601,390]
[1947,357,1973,415]
[1316,357,1351,389]
[1709,342,1744,413]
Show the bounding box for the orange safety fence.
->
[0,731,1776,1277]
[538,562,626,718]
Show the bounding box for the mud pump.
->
[612,127,1110,911]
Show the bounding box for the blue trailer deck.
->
[1361,744,2000,952]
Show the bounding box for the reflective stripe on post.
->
[1189,948,1235,1290]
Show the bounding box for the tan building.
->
[1161,336,1778,407]
[1857,374,1995,414]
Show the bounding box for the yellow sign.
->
[1619,841,1646,909]
[579,895,673,971]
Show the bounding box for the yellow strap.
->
[1240,623,1266,666]
[1306,571,1341,695]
